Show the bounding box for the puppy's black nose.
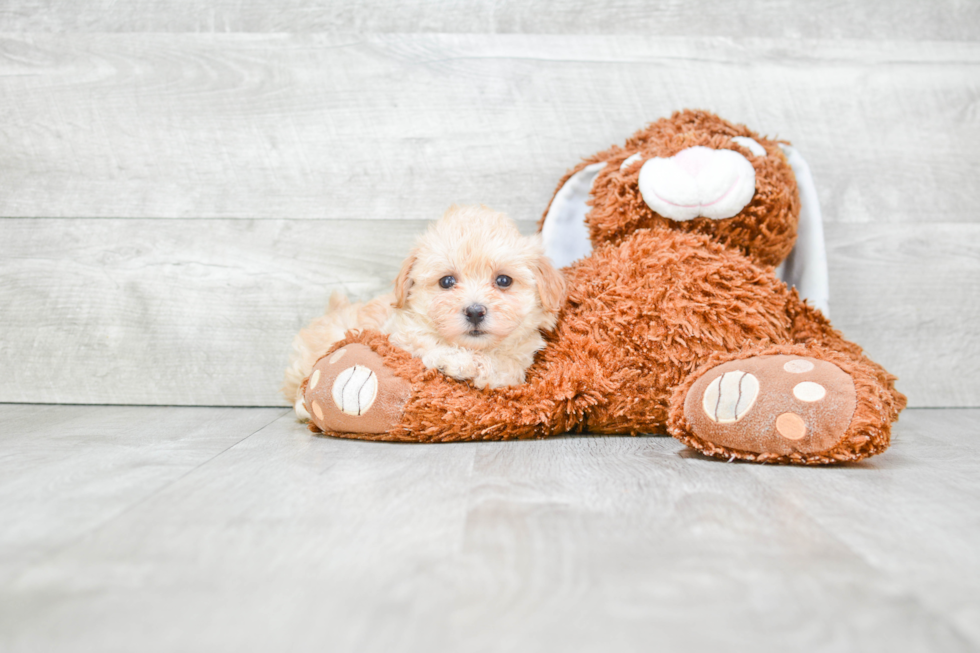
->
[464,304,487,325]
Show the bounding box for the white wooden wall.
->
[1,2,977,408]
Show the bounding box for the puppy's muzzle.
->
[464,304,487,325]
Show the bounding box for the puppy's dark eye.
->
[439,276,456,289]
[495,275,512,288]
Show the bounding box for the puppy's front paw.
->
[422,348,481,382]
[474,365,524,389]
[294,395,311,421]
[469,360,496,389]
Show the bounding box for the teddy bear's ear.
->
[775,145,830,316]
[392,250,418,309]
[540,162,607,269]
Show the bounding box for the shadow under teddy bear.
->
[300,110,906,465]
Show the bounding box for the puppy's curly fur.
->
[283,205,565,418]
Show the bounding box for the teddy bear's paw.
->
[303,344,412,435]
[682,355,857,458]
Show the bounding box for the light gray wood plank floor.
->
[1,405,977,652]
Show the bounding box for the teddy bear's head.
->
[542,110,801,270]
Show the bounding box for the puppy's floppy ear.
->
[532,255,567,319]
[392,250,417,309]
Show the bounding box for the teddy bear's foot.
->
[303,343,412,436]
[675,354,863,464]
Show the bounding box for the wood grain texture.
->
[745,408,980,647]
[0,218,429,406]
[0,218,974,407]
[1,35,978,225]
[0,405,285,585]
[1,0,977,39]
[0,405,977,651]
[826,224,980,408]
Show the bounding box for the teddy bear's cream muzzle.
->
[637,145,757,222]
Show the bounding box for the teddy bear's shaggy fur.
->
[299,110,906,465]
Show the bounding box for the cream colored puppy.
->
[282,205,566,419]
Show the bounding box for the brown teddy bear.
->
[300,110,906,465]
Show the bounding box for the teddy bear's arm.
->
[302,329,610,442]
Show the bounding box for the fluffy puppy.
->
[282,204,566,419]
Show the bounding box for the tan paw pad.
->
[331,365,378,416]
[793,381,826,402]
[684,355,857,456]
[783,359,814,373]
[776,412,807,440]
[701,371,759,423]
[303,344,412,434]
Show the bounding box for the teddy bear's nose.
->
[465,304,487,325]
[638,146,756,222]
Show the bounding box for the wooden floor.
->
[1,404,978,652]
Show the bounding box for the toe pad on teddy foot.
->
[684,355,857,456]
[304,344,412,434]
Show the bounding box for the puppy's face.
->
[394,205,565,351]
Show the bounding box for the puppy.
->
[282,204,566,419]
